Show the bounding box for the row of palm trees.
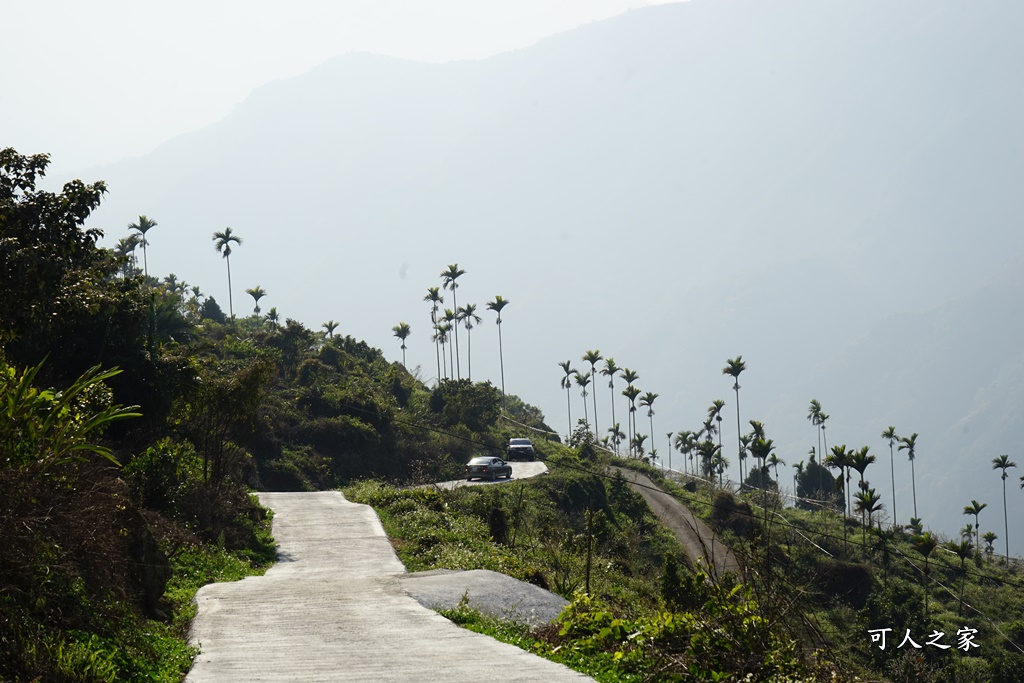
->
[116,217,250,320]
[387,265,511,399]
[558,351,1024,563]
[555,350,665,460]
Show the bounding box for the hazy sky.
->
[3,0,678,175]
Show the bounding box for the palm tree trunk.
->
[565,386,572,442]
[466,328,472,381]
[497,321,505,405]
[733,384,743,484]
[226,255,234,318]
[889,443,897,526]
[1003,478,1010,564]
[609,384,617,452]
[452,291,460,379]
[911,458,918,519]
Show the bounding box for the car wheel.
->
[506,469,512,479]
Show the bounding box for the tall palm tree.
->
[246,286,266,316]
[898,433,920,520]
[675,430,694,475]
[575,371,592,430]
[913,532,938,620]
[114,235,141,278]
[425,287,444,383]
[849,447,876,494]
[882,426,899,527]
[322,320,338,339]
[793,460,804,498]
[582,350,602,438]
[128,215,157,279]
[963,500,987,556]
[457,303,481,380]
[992,455,1017,564]
[946,539,974,616]
[855,488,883,554]
[723,356,746,483]
[392,322,411,367]
[640,392,658,461]
[620,369,639,456]
[767,452,785,484]
[707,399,726,474]
[212,227,242,318]
[808,400,824,498]
[440,264,466,378]
[486,296,509,401]
[607,423,625,452]
[559,361,576,440]
[631,433,648,459]
[435,322,451,379]
[601,358,620,451]
[622,385,641,458]
[443,309,458,377]
[825,445,852,519]
[267,307,279,327]
[982,531,998,558]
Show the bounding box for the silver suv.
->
[507,438,535,461]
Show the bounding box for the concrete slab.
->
[185,491,592,682]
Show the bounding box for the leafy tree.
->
[992,454,1017,564]
[201,296,227,324]
[128,215,158,279]
[486,295,509,401]
[456,303,481,380]
[246,285,267,316]
[440,264,466,378]
[582,350,602,437]
[0,148,158,395]
[722,356,746,482]
[212,227,242,318]
[898,432,920,520]
[392,322,411,367]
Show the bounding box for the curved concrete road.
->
[612,468,743,580]
[185,491,592,682]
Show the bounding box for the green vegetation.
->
[3,146,1023,681]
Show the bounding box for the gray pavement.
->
[185,491,592,682]
[612,467,744,580]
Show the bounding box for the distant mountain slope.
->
[85,0,1024,540]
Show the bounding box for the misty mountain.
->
[84,0,1024,539]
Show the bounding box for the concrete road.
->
[434,460,548,490]
[185,491,592,682]
[612,467,743,581]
